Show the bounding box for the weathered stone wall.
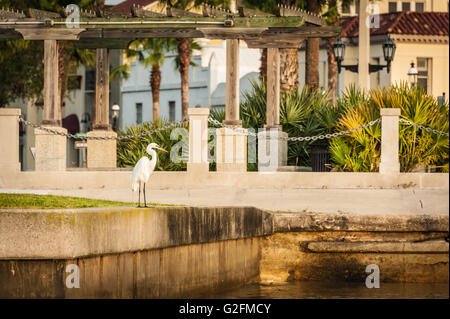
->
[0,206,272,259]
[260,213,449,283]
[1,237,260,298]
[0,207,448,298]
[0,206,270,298]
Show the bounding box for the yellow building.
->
[335,9,449,98]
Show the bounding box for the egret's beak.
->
[157,146,168,153]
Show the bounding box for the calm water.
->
[205,281,449,299]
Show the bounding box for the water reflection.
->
[206,281,449,299]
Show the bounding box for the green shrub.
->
[330,83,449,172]
[210,79,345,167]
[117,118,188,171]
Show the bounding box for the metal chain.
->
[208,117,381,141]
[19,117,188,140]
[399,119,449,137]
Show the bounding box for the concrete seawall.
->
[0,207,271,298]
[0,207,448,298]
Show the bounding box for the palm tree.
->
[159,0,201,120]
[122,38,177,121]
[245,0,300,91]
[304,0,322,91]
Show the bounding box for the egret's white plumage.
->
[131,143,167,206]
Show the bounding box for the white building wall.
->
[120,39,261,128]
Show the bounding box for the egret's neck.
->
[148,148,157,165]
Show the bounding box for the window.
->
[388,2,397,12]
[341,2,350,13]
[355,0,360,14]
[402,2,411,11]
[169,101,176,121]
[68,75,82,90]
[136,103,143,124]
[85,70,95,91]
[415,2,424,11]
[416,58,431,94]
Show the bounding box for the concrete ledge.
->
[0,206,272,259]
[273,213,449,232]
[0,171,448,190]
[306,239,449,253]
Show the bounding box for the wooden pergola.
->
[0,4,340,170]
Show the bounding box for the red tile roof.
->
[340,11,449,37]
[111,0,157,14]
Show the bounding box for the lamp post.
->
[407,62,418,86]
[333,37,396,74]
[111,104,120,132]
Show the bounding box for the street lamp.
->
[112,104,120,131]
[382,37,396,73]
[333,37,396,74]
[407,62,418,86]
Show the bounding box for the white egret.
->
[131,143,167,207]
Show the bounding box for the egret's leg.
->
[143,183,147,207]
[138,182,141,208]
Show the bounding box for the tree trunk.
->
[277,0,299,90]
[259,48,267,83]
[177,38,191,120]
[280,48,299,91]
[305,0,321,91]
[150,64,161,121]
[327,37,338,103]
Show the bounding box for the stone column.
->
[379,108,401,174]
[0,108,21,172]
[188,108,210,175]
[358,0,370,90]
[216,39,247,172]
[87,48,117,168]
[259,47,287,171]
[35,40,67,171]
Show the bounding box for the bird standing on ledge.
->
[131,143,167,207]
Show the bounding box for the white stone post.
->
[216,128,247,172]
[0,108,21,172]
[379,108,401,174]
[216,38,248,172]
[188,107,210,175]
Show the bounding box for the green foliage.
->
[330,83,449,172]
[0,0,97,107]
[210,79,345,167]
[0,40,44,107]
[117,119,188,171]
